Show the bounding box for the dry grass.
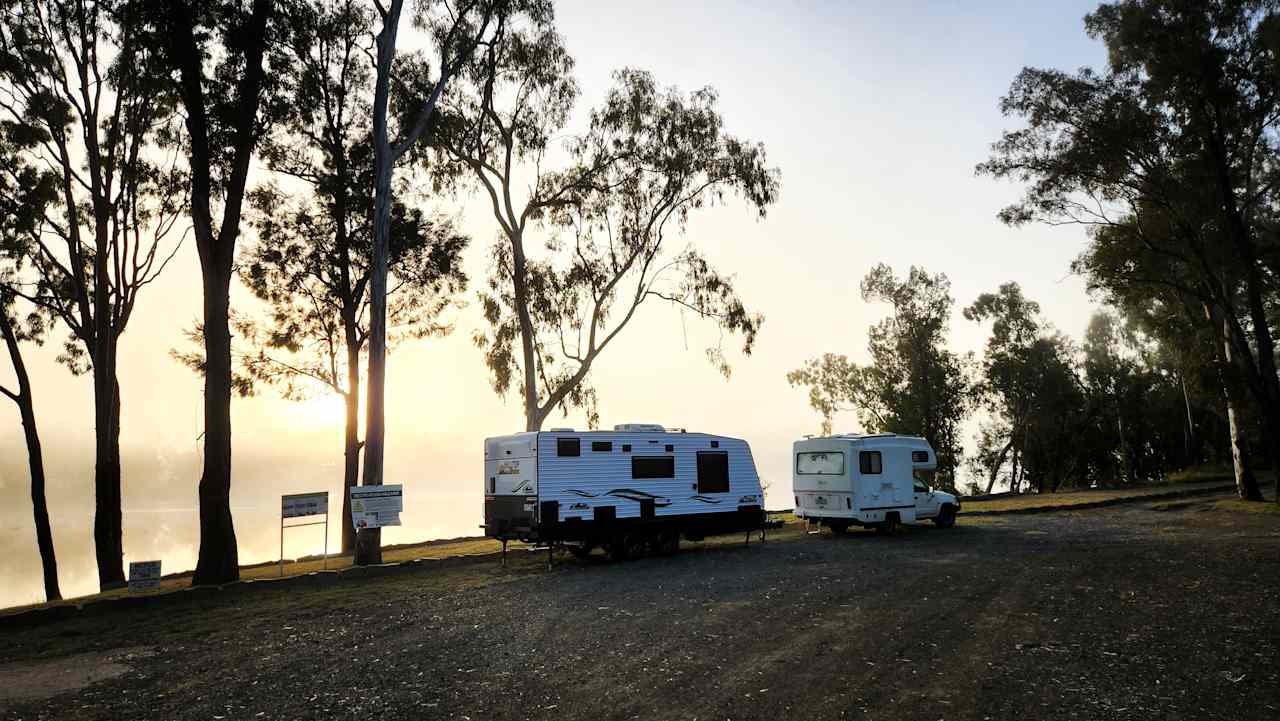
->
[960,479,1235,513]
[2,535,525,616]
[1210,498,1280,515]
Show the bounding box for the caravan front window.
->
[797,451,844,475]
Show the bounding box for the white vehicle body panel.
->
[483,428,765,540]
[792,434,955,526]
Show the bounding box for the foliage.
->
[977,0,1280,496]
[433,8,779,429]
[965,284,1095,493]
[787,264,969,486]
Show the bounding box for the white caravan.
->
[791,434,959,533]
[483,424,767,559]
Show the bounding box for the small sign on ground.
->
[128,560,161,593]
[350,485,403,529]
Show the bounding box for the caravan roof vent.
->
[613,423,666,432]
[550,427,575,432]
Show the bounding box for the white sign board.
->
[282,491,328,519]
[350,484,403,529]
[128,560,162,592]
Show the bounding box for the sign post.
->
[349,484,403,530]
[280,491,330,577]
[128,560,162,593]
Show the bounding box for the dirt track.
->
[2,500,1279,720]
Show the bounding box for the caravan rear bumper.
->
[484,495,537,540]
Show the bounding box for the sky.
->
[0,0,1109,607]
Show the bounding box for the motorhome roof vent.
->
[613,423,665,432]
[550,427,575,432]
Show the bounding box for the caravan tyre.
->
[606,535,643,562]
[657,531,680,555]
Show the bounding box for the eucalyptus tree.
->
[356,0,517,565]
[787,264,969,487]
[0,122,60,601]
[215,1,469,554]
[434,12,779,431]
[160,0,280,584]
[978,0,1280,499]
[1077,214,1265,499]
[1082,311,1190,484]
[0,0,186,589]
[964,284,1090,493]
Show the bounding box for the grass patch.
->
[1167,465,1236,484]
[1211,498,1280,515]
[960,480,1235,514]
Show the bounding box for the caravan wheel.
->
[656,531,680,555]
[606,535,643,562]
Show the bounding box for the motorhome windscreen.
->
[796,451,845,475]
[913,468,937,484]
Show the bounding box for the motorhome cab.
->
[483,424,767,559]
[792,433,959,534]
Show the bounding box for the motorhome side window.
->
[696,452,730,493]
[632,456,675,479]
[557,437,580,457]
[859,451,882,474]
[911,450,929,463]
[796,451,844,475]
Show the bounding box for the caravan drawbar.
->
[483,424,767,559]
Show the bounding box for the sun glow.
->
[288,393,349,429]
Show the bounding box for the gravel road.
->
[2,501,1279,720]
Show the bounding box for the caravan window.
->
[696,452,730,493]
[796,451,844,475]
[911,450,929,463]
[591,441,612,452]
[557,438,581,457]
[632,456,675,479]
[859,451,882,474]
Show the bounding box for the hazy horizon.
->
[0,0,1108,607]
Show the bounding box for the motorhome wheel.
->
[876,513,900,535]
[933,505,957,528]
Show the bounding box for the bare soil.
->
[1,499,1278,721]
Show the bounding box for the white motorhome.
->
[792,433,959,533]
[483,424,767,559]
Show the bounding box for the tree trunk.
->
[510,231,540,432]
[172,0,271,586]
[193,265,239,584]
[2,313,61,601]
[985,437,1013,494]
[1226,396,1259,500]
[341,312,360,554]
[92,362,126,590]
[358,0,406,567]
[1180,373,1197,465]
[1209,305,1263,501]
[1008,446,1021,494]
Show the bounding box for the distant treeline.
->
[793,1,1280,501]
